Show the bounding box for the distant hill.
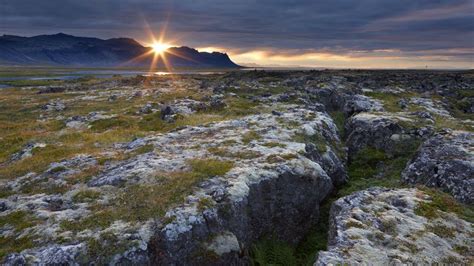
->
[0,33,240,68]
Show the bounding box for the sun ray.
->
[117,15,194,80]
[164,49,198,63]
[118,49,154,67]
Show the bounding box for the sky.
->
[1,0,473,68]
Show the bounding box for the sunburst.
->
[151,42,171,55]
[120,19,198,77]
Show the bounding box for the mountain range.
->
[0,33,240,68]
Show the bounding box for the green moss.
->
[129,144,155,156]
[0,144,79,180]
[262,142,287,148]
[197,197,215,211]
[441,256,464,264]
[90,116,135,132]
[293,132,327,153]
[112,172,208,222]
[233,150,262,159]
[329,111,346,137]
[346,220,365,229]
[0,188,14,199]
[380,219,398,236]
[287,120,300,128]
[251,195,335,266]
[426,224,455,238]
[208,146,261,159]
[60,210,115,232]
[340,148,394,196]
[453,245,469,256]
[415,188,473,223]
[266,153,299,164]
[222,139,238,145]
[212,97,259,116]
[66,166,102,185]
[188,158,234,177]
[0,236,35,261]
[251,237,298,266]
[340,143,420,197]
[85,232,131,263]
[0,211,39,231]
[364,91,417,112]
[433,115,470,131]
[242,130,262,144]
[0,136,28,164]
[20,179,69,195]
[62,159,234,230]
[72,189,101,203]
[138,112,167,131]
[207,146,229,157]
[399,240,419,253]
[49,165,67,173]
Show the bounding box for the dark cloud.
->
[1,0,473,63]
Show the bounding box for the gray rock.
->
[398,98,408,109]
[345,113,424,156]
[316,188,473,265]
[42,100,66,112]
[43,195,66,211]
[209,94,226,109]
[0,201,8,212]
[151,166,334,265]
[343,94,384,116]
[410,97,451,117]
[402,131,474,204]
[108,95,118,101]
[3,254,26,265]
[3,244,84,266]
[138,102,156,114]
[8,142,46,163]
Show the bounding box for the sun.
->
[151,42,170,54]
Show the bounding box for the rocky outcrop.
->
[304,77,383,117]
[151,161,333,265]
[2,106,347,264]
[345,112,432,157]
[316,188,473,265]
[6,142,46,163]
[402,131,474,204]
[342,95,384,117]
[1,70,473,265]
[409,97,451,117]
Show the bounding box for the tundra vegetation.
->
[0,68,473,264]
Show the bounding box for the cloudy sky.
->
[1,0,473,68]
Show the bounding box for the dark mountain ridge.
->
[0,33,240,68]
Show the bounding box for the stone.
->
[316,188,473,265]
[42,100,66,112]
[345,112,424,156]
[343,94,384,116]
[402,131,474,204]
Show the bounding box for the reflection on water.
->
[0,69,227,83]
[152,71,224,75]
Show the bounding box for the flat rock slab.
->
[316,187,473,265]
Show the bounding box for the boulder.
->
[343,94,384,116]
[402,131,474,204]
[345,113,431,157]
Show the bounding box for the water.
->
[0,69,227,85]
